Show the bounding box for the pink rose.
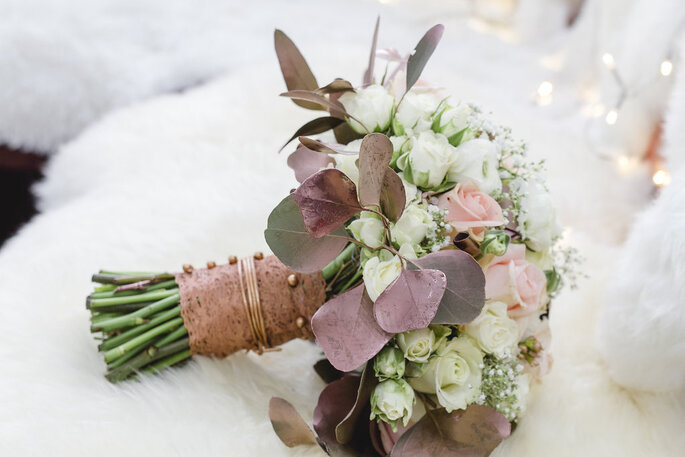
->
[436,182,504,237]
[484,244,547,318]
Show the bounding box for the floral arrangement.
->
[85,19,571,457]
[266,20,568,457]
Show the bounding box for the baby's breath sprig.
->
[478,354,522,422]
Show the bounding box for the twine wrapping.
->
[174,255,326,357]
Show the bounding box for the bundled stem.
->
[89,245,361,382]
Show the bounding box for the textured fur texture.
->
[1,0,683,455]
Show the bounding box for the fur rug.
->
[1,1,683,456]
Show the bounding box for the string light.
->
[660,59,673,76]
[535,80,554,106]
[652,169,671,186]
[605,109,618,125]
[602,53,616,69]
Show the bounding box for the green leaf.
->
[447,128,467,147]
[264,194,348,273]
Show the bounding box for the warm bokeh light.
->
[660,59,673,76]
[602,52,616,69]
[652,169,671,186]
[605,109,618,125]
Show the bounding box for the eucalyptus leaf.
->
[314,358,345,384]
[313,374,379,457]
[294,169,363,238]
[274,30,322,110]
[281,90,348,119]
[280,116,345,152]
[373,269,446,333]
[268,397,318,448]
[363,17,380,86]
[335,364,378,444]
[409,250,486,324]
[391,405,511,457]
[318,79,355,94]
[311,285,393,372]
[379,168,406,222]
[288,144,335,183]
[265,194,348,273]
[334,122,363,145]
[358,133,394,208]
[299,137,357,155]
[405,25,445,93]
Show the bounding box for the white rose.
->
[398,242,418,260]
[393,89,442,135]
[391,203,432,247]
[396,325,450,363]
[397,172,419,205]
[513,179,562,251]
[363,253,402,302]
[332,154,359,186]
[408,336,483,412]
[370,379,416,431]
[434,103,472,139]
[348,212,385,249]
[448,139,502,195]
[463,302,519,356]
[339,84,395,134]
[398,131,455,189]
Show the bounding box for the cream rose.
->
[463,302,519,356]
[396,326,450,363]
[436,182,504,236]
[397,131,455,189]
[339,84,395,134]
[433,103,471,140]
[349,212,385,249]
[448,139,501,195]
[484,244,547,318]
[391,203,433,247]
[408,336,483,412]
[370,379,415,431]
[363,253,402,302]
[393,89,442,135]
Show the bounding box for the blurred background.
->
[1,0,684,455]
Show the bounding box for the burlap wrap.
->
[174,256,326,357]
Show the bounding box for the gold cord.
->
[237,256,274,354]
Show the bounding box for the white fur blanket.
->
[1,3,684,456]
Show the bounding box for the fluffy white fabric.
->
[1,1,682,456]
[597,29,685,393]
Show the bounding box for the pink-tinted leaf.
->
[363,17,380,86]
[373,269,446,333]
[336,364,378,444]
[280,116,345,152]
[288,144,335,183]
[274,29,322,110]
[358,133,394,208]
[265,194,349,273]
[312,285,393,372]
[281,90,348,119]
[410,250,486,325]
[294,169,362,238]
[391,406,511,457]
[314,375,378,457]
[298,137,357,155]
[269,397,318,448]
[405,25,445,92]
[379,168,405,223]
[318,79,355,94]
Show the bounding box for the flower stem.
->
[321,243,358,280]
[103,317,183,363]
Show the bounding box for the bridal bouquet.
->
[87,19,572,457]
